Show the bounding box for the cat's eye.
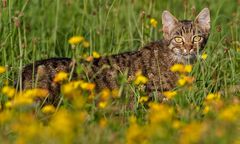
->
[193,36,202,43]
[174,37,184,43]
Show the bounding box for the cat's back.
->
[20,58,73,89]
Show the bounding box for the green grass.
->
[0,0,240,144]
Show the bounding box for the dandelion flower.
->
[172,120,182,129]
[201,53,208,60]
[148,103,174,123]
[205,93,221,101]
[218,105,240,122]
[111,89,120,98]
[184,65,192,73]
[170,64,192,73]
[0,66,6,74]
[2,86,16,98]
[178,78,187,86]
[203,106,210,114]
[134,71,148,85]
[170,64,185,73]
[129,115,137,124]
[11,97,34,107]
[53,71,68,83]
[23,88,49,98]
[163,90,177,99]
[5,101,13,108]
[99,118,107,128]
[178,75,194,86]
[98,101,107,109]
[83,41,90,48]
[62,82,75,96]
[80,82,95,91]
[61,80,84,97]
[100,88,110,101]
[50,109,74,134]
[179,122,205,144]
[68,36,84,45]
[138,96,149,104]
[41,105,56,114]
[93,51,100,58]
[150,18,158,28]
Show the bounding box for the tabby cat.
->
[19,8,210,105]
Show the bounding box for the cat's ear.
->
[162,10,178,36]
[195,8,210,32]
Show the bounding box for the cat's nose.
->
[185,43,193,54]
[183,48,193,56]
[183,49,190,55]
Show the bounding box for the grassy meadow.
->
[0,0,240,143]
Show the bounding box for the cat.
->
[19,8,210,106]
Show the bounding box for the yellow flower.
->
[218,105,240,122]
[184,65,192,73]
[62,82,76,96]
[129,115,137,124]
[5,101,13,108]
[178,75,195,86]
[68,36,84,45]
[49,109,74,142]
[61,80,84,97]
[111,89,120,98]
[2,86,16,98]
[0,66,6,74]
[100,88,110,101]
[150,18,158,28]
[163,91,177,99]
[178,78,186,86]
[134,71,148,85]
[83,41,90,48]
[205,92,221,101]
[98,101,107,109]
[23,88,49,98]
[88,92,95,101]
[75,111,88,123]
[170,64,185,73]
[41,105,56,114]
[93,51,100,58]
[170,64,192,73]
[179,122,206,144]
[172,120,182,129]
[80,82,95,91]
[138,96,149,104]
[126,115,149,144]
[148,103,173,123]
[99,118,107,128]
[53,71,68,83]
[203,106,210,114]
[0,111,12,123]
[10,96,34,107]
[201,53,208,60]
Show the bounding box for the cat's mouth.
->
[183,54,196,60]
[181,54,197,63]
[173,53,197,64]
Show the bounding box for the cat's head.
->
[162,8,210,64]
